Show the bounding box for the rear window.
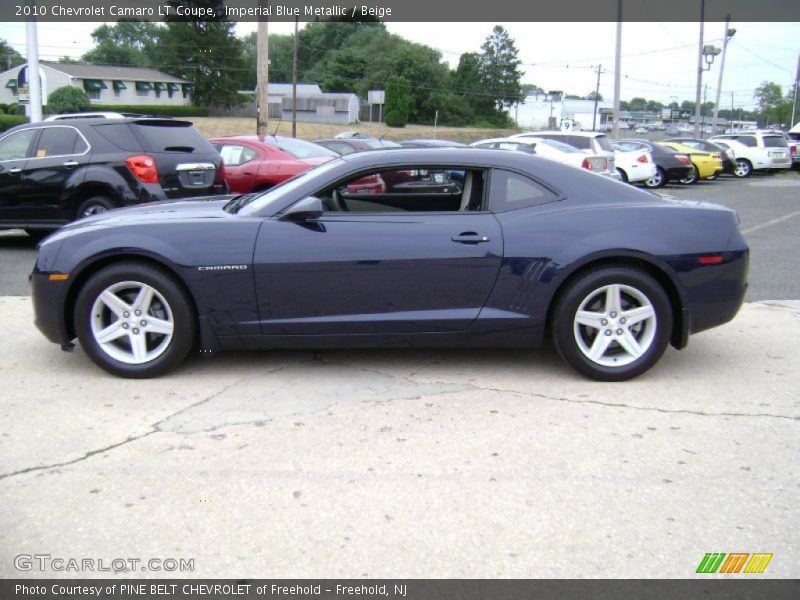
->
[593,135,613,152]
[264,137,338,159]
[132,120,215,154]
[762,136,787,148]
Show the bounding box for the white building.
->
[0,63,192,107]
[512,94,613,131]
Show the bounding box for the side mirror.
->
[281,196,323,221]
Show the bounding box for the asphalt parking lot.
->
[1,170,798,578]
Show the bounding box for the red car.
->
[210,135,339,194]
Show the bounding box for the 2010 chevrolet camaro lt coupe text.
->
[31,148,749,381]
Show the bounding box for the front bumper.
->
[30,271,71,347]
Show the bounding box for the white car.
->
[610,144,657,183]
[509,130,617,173]
[471,137,620,179]
[710,130,791,177]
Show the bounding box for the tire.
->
[733,159,752,178]
[706,174,717,181]
[678,164,698,185]
[616,168,628,183]
[551,266,673,381]
[643,167,666,188]
[75,196,116,220]
[74,262,196,378]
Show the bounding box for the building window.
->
[135,81,153,97]
[87,89,101,100]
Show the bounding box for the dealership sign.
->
[17,65,47,105]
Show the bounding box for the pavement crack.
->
[470,385,798,421]
[0,431,157,483]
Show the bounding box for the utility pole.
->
[612,0,622,139]
[25,9,42,123]
[711,15,734,136]
[291,16,298,138]
[693,0,705,138]
[700,82,708,137]
[256,1,269,137]
[792,54,799,126]
[592,65,603,131]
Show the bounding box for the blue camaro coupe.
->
[31,148,748,380]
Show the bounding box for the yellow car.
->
[662,142,724,184]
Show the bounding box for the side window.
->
[489,170,558,213]
[317,166,479,213]
[35,127,85,157]
[219,145,257,167]
[737,136,757,148]
[0,129,38,161]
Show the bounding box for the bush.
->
[0,103,7,115]
[91,104,209,117]
[0,114,28,132]
[5,103,19,115]
[421,92,474,127]
[47,86,91,114]
[384,76,410,128]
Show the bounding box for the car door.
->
[0,128,38,224]
[217,143,260,193]
[251,166,503,336]
[22,125,90,223]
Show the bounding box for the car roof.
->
[516,130,607,138]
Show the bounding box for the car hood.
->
[56,197,233,234]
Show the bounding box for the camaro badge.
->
[197,265,248,271]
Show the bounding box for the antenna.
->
[272,123,280,138]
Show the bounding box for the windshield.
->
[594,135,613,152]
[265,137,339,159]
[233,158,344,215]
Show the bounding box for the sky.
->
[0,20,797,109]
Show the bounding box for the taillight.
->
[675,154,690,165]
[636,154,649,163]
[581,157,607,171]
[125,155,159,184]
[699,255,724,265]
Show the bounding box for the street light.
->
[712,19,736,135]
[702,45,722,71]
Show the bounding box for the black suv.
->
[0,118,226,239]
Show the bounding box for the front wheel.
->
[643,167,666,188]
[552,267,673,381]
[74,263,196,378]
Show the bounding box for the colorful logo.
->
[696,552,773,574]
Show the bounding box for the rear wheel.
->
[552,266,673,381]
[24,229,53,243]
[75,195,116,220]
[643,167,666,188]
[733,159,752,178]
[74,263,196,378]
[678,164,698,185]
[616,168,628,183]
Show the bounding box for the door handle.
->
[8,167,22,174]
[63,161,79,168]
[452,232,490,244]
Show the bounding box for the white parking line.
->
[741,209,800,235]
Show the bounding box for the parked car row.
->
[0,113,794,240]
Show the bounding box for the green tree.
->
[384,75,410,127]
[47,86,90,113]
[153,1,244,107]
[82,21,160,67]
[0,40,25,70]
[479,26,523,110]
[754,81,792,126]
[586,91,603,101]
